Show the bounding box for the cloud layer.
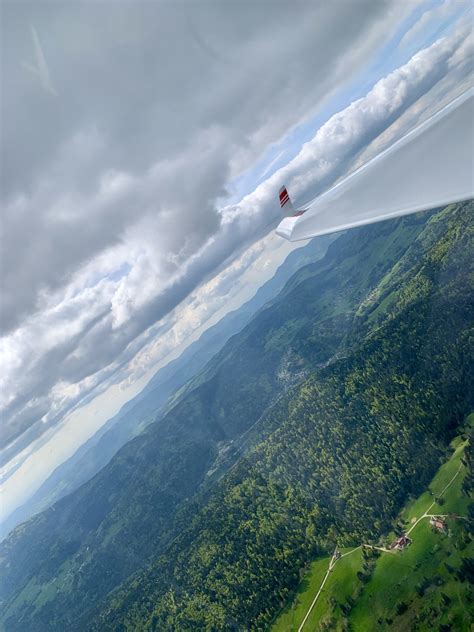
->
[1,2,472,474]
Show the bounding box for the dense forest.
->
[1,201,472,631]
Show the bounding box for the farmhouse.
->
[430,516,447,532]
[390,534,412,551]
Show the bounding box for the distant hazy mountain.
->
[2,202,471,631]
[0,235,333,540]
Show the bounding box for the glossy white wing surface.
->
[276,88,474,241]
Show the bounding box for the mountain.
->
[0,236,333,540]
[1,201,472,631]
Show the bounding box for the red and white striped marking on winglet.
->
[279,187,290,208]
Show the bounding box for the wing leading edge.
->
[276,88,474,241]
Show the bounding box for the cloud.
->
[1,2,471,471]
[399,0,471,49]
[2,1,417,328]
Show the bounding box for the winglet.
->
[279,185,294,215]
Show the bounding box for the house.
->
[430,516,447,532]
[390,534,412,551]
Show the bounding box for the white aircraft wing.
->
[276,88,474,241]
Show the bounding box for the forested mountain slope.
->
[85,201,472,631]
[1,236,332,540]
[1,201,472,631]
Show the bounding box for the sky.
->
[1,0,473,521]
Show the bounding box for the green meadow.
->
[272,416,473,631]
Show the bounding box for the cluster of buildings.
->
[389,515,448,551]
[429,515,447,532]
[390,534,412,551]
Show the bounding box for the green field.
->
[272,550,366,632]
[272,418,473,631]
[271,558,331,632]
[350,431,472,631]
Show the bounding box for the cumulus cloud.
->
[1,2,472,472]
